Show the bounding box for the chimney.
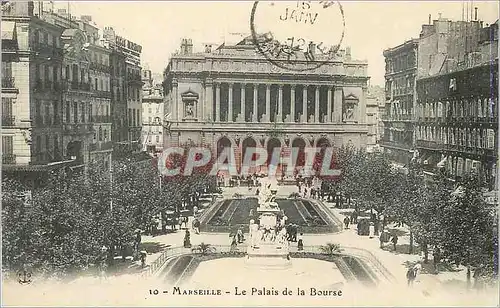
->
[428,14,431,25]
[80,15,92,23]
[474,7,478,21]
[345,46,351,60]
[308,41,316,56]
[57,8,67,16]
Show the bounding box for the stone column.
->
[278,84,283,122]
[205,79,213,121]
[228,83,233,122]
[290,85,295,123]
[240,83,246,122]
[215,82,221,122]
[360,86,367,124]
[265,84,271,122]
[334,85,343,123]
[315,85,320,123]
[253,84,258,122]
[302,85,308,123]
[327,86,332,123]
[172,79,178,121]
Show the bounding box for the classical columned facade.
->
[204,82,341,124]
[163,37,370,174]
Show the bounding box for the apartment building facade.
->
[415,21,498,189]
[141,69,164,153]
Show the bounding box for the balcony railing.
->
[63,123,94,135]
[2,154,16,164]
[89,62,111,73]
[32,42,64,58]
[381,114,413,121]
[92,115,112,123]
[379,139,413,150]
[69,81,91,91]
[2,77,16,89]
[416,139,441,150]
[442,144,496,157]
[127,74,143,84]
[2,116,15,127]
[417,115,498,125]
[95,90,112,99]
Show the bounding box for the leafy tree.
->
[386,165,428,255]
[193,242,216,255]
[319,242,343,255]
[437,174,497,283]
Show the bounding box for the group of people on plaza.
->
[217,173,264,188]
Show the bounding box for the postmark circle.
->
[250,1,345,72]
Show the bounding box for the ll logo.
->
[17,269,32,285]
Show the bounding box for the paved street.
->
[135,184,497,299]
[3,184,497,307]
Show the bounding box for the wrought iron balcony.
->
[416,140,442,150]
[379,139,413,150]
[2,154,16,164]
[94,90,112,99]
[92,115,112,123]
[62,123,94,135]
[2,77,16,89]
[381,113,414,121]
[32,42,63,57]
[89,62,111,73]
[2,116,15,127]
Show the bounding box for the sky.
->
[58,1,499,86]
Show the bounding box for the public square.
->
[2,1,498,307]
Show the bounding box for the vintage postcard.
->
[1,0,499,307]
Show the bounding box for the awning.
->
[69,164,85,171]
[1,21,15,40]
[436,156,447,168]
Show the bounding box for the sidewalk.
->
[121,185,497,302]
[329,206,498,299]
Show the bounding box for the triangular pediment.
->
[181,89,199,98]
[344,93,359,101]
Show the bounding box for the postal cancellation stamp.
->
[250,1,345,71]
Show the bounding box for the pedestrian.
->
[343,216,350,229]
[406,267,417,286]
[134,230,142,252]
[369,222,375,238]
[183,229,191,248]
[140,251,147,268]
[297,233,304,251]
[230,235,238,252]
[282,214,288,228]
[192,218,200,234]
[391,234,398,251]
[433,247,441,273]
[237,228,244,243]
[292,224,298,242]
